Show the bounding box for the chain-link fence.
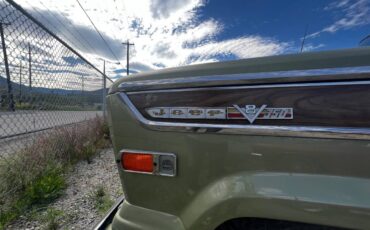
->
[0,0,113,157]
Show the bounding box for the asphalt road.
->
[0,110,102,138]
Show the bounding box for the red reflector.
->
[227,113,244,118]
[122,152,153,173]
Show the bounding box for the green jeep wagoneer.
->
[104,47,370,230]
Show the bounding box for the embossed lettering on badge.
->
[146,105,293,124]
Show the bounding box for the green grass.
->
[0,117,110,229]
[40,208,65,230]
[90,185,114,214]
[24,167,66,205]
[0,167,66,227]
[0,165,68,229]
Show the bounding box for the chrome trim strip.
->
[119,66,370,92]
[119,93,370,140]
[126,80,370,94]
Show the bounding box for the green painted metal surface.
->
[107,48,370,230]
[110,47,370,94]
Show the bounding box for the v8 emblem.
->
[233,104,267,124]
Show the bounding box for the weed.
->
[0,166,66,229]
[102,122,110,140]
[94,185,106,198]
[90,185,114,214]
[40,208,64,230]
[0,117,110,229]
[24,167,66,205]
[80,141,96,164]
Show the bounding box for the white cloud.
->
[190,36,288,60]
[301,43,325,52]
[149,0,204,20]
[15,0,290,78]
[120,1,289,71]
[308,0,370,38]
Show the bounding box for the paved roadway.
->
[0,110,102,138]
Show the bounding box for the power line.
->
[6,0,112,82]
[359,34,370,46]
[20,3,97,84]
[25,2,92,55]
[25,1,120,80]
[38,0,100,55]
[75,0,122,65]
[16,0,119,81]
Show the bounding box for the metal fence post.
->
[81,74,84,108]
[28,42,32,91]
[0,22,15,111]
[102,60,106,119]
[19,60,22,104]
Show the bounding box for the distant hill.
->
[0,75,105,111]
[0,75,105,96]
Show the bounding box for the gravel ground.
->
[7,148,123,230]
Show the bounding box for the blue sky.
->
[17,0,370,79]
[198,0,369,59]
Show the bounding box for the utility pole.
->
[0,22,15,111]
[28,42,32,91]
[300,24,309,53]
[122,40,134,75]
[102,60,106,118]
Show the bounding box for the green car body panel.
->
[107,47,370,230]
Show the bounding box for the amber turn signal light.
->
[122,152,154,173]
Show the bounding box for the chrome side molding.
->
[119,93,370,141]
[118,66,370,92]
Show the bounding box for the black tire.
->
[215,218,341,230]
